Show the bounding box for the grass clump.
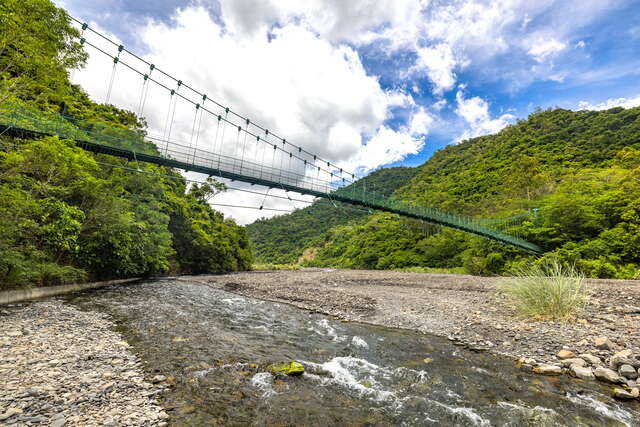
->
[498,260,588,321]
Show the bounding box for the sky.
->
[56,0,640,224]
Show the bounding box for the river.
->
[63,279,639,426]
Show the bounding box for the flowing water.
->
[63,279,640,426]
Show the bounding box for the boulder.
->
[268,361,305,376]
[619,364,638,380]
[578,354,601,366]
[569,365,595,380]
[560,358,587,368]
[612,387,639,400]
[533,364,563,376]
[610,350,634,370]
[594,366,623,384]
[557,350,576,359]
[594,337,615,350]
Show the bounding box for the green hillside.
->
[252,107,640,279]
[246,166,418,264]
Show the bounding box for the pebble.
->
[557,349,576,359]
[0,301,169,425]
[619,364,638,379]
[569,365,595,380]
[594,337,616,350]
[533,364,563,375]
[594,366,623,384]
[578,354,601,366]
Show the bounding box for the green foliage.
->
[0,0,252,289]
[0,0,86,104]
[498,260,588,321]
[247,166,418,264]
[250,107,640,279]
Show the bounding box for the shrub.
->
[498,260,588,321]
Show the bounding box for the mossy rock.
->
[268,361,305,376]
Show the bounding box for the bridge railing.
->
[0,101,542,253]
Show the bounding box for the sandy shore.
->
[189,269,640,375]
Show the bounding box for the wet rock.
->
[578,354,601,366]
[594,366,623,384]
[268,361,305,376]
[569,365,595,380]
[612,387,639,400]
[533,364,563,376]
[557,350,576,359]
[560,358,586,368]
[619,364,638,380]
[594,337,616,350]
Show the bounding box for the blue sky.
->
[57,0,640,222]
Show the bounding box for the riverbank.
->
[0,301,169,425]
[192,269,640,391]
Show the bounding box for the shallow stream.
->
[64,279,639,426]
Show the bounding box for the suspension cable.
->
[70,17,358,183]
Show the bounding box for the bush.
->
[498,260,588,321]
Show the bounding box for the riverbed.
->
[52,278,639,426]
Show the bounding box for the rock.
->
[612,387,639,400]
[569,365,595,380]
[6,331,22,337]
[619,364,638,379]
[576,339,589,346]
[533,364,563,376]
[51,416,66,427]
[557,350,576,359]
[151,375,167,383]
[268,361,305,376]
[0,408,23,421]
[610,350,634,370]
[578,354,601,366]
[560,358,587,368]
[594,366,623,383]
[594,337,616,350]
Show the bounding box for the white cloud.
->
[455,91,515,141]
[341,125,424,173]
[527,38,566,63]
[575,40,586,49]
[409,107,434,135]
[414,44,458,95]
[71,6,424,223]
[578,96,640,111]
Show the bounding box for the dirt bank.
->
[188,269,640,370]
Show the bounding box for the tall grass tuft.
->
[498,260,588,321]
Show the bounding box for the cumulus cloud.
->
[455,91,515,141]
[578,96,640,111]
[71,6,427,223]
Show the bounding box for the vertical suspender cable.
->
[137,64,154,117]
[105,44,123,104]
[167,80,181,142]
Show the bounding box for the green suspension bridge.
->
[0,18,542,253]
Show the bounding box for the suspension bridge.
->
[0,18,542,253]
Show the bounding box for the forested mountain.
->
[251,107,640,279]
[0,0,252,289]
[246,166,418,263]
